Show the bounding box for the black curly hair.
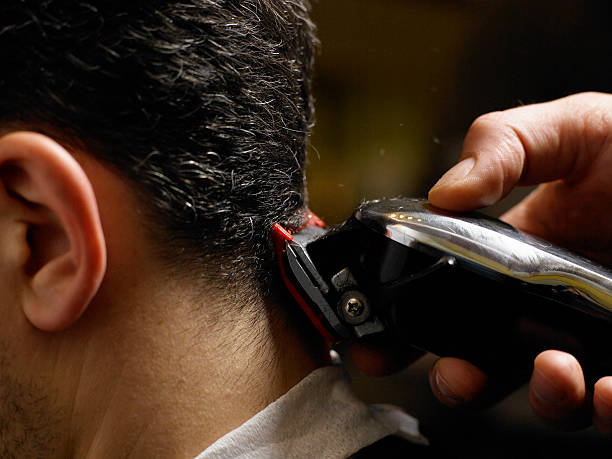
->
[0,0,317,296]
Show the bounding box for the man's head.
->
[1,0,316,293]
[0,1,321,456]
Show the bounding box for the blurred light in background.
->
[308,0,612,222]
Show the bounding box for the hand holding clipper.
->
[276,93,612,433]
[427,94,612,431]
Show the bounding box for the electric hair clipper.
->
[272,198,612,381]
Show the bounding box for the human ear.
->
[0,131,107,331]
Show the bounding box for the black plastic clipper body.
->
[276,198,612,382]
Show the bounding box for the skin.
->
[3,91,611,456]
[427,92,612,433]
[0,131,326,457]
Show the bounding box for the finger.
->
[499,184,562,234]
[499,167,612,266]
[428,357,488,408]
[429,92,612,211]
[593,376,612,434]
[528,350,590,428]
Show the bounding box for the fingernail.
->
[531,368,565,405]
[431,157,476,191]
[430,364,463,407]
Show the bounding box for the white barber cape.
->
[195,365,427,459]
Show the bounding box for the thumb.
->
[428,112,525,211]
[428,92,611,211]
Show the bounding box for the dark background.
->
[307,0,612,456]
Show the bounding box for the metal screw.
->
[344,297,364,318]
[338,291,370,325]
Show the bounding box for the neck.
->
[70,282,328,458]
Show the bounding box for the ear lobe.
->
[0,131,107,331]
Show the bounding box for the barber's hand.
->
[427,92,612,433]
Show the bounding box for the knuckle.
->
[561,93,612,177]
[581,105,612,147]
[568,91,611,103]
[468,111,525,185]
[469,111,506,130]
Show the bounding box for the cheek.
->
[0,296,59,398]
[0,348,66,457]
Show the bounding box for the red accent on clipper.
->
[271,219,336,344]
[302,210,326,229]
